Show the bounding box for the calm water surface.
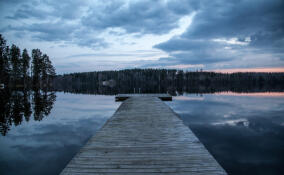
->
[0,92,284,175]
[167,93,284,175]
[0,92,120,175]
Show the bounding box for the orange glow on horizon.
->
[214,91,284,97]
[211,67,284,73]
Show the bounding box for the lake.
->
[0,91,284,175]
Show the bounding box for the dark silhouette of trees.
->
[0,34,56,89]
[22,49,31,87]
[10,44,21,83]
[32,49,42,87]
[31,50,56,89]
[53,69,284,95]
[41,54,56,88]
[0,34,10,85]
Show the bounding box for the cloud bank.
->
[154,0,284,69]
[0,0,283,73]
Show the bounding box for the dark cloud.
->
[5,4,50,20]
[5,0,84,20]
[155,37,219,52]
[1,20,109,48]
[82,0,193,34]
[183,0,284,47]
[170,51,230,64]
[1,0,195,49]
[167,0,200,15]
[5,21,76,42]
[44,0,86,20]
[0,0,24,4]
[1,0,98,48]
[1,0,283,69]
[153,0,284,67]
[75,37,109,49]
[142,50,230,67]
[154,37,237,64]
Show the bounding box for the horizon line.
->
[210,67,284,73]
[57,67,284,75]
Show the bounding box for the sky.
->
[0,0,284,74]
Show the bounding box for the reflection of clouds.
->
[168,95,234,123]
[170,93,284,130]
[8,118,106,146]
[0,92,119,175]
[208,93,284,113]
[174,95,205,101]
[57,93,120,112]
[223,111,236,118]
[171,93,284,129]
[0,117,110,174]
[212,119,249,127]
[170,94,284,174]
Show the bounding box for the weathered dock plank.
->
[61,96,227,175]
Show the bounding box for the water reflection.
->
[0,92,120,175]
[167,94,284,175]
[1,89,284,175]
[0,90,56,135]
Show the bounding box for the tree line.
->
[0,34,56,89]
[54,69,284,95]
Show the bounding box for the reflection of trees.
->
[0,89,11,135]
[33,90,56,121]
[11,91,24,126]
[0,89,56,136]
[23,91,32,122]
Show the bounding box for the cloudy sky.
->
[0,0,284,74]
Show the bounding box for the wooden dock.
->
[115,93,172,101]
[61,94,227,175]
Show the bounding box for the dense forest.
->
[0,34,56,90]
[54,69,284,95]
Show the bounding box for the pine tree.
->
[22,49,30,86]
[0,34,10,85]
[41,54,48,87]
[10,44,21,83]
[32,49,42,87]
[46,55,56,85]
